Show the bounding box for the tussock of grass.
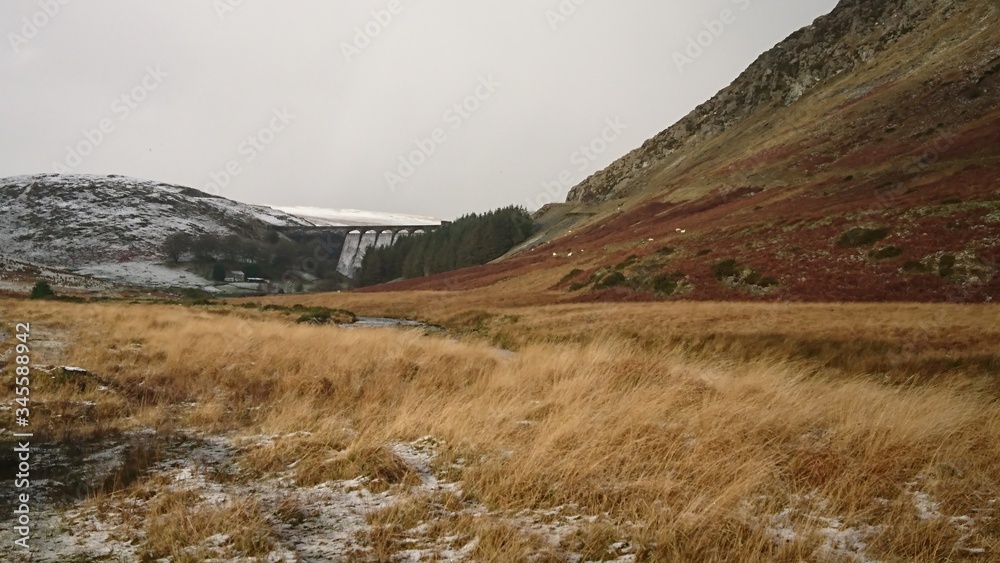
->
[300,444,418,490]
[472,519,563,562]
[363,493,443,557]
[562,518,626,560]
[142,492,274,560]
[272,493,317,525]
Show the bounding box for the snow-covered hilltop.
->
[0,173,314,268]
[275,206,442,228]
[0,173,451,292]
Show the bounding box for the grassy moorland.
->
[1,296,998,561]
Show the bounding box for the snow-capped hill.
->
[276,206,443,227]
[0,173,313,267]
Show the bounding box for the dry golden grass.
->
[1,297,998,561]
[139,491,274,561]
[248,293,1000,391]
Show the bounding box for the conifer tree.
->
[355,206,534,287]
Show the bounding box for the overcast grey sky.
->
[1,0,839,219]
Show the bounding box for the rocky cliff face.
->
[566,0,953,204]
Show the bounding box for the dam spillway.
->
[276,224,438,279]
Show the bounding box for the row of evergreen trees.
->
[355,206,534,287]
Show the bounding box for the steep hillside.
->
[368,0,1000,303]
[0,174,312,268]
[566,0,993,204]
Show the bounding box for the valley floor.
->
[0,296,998,562]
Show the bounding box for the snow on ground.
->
[3,425,994,561]
[0,276,115,296]
[756,499,883,563]
[0,279,35,294]
[205,197,315,228]
[276,206,443,227]
[904,474,994,555]
[748,483,996,562]
[0,255,117,294]
[74,261,210,289]
[4,432,637,562]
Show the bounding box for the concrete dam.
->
[276,225,441,278]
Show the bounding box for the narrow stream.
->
[342,317,439,330]
[341,317,513,357]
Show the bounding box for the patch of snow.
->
[911,490,941,520]
[75,261,209,289]
[751,494,883,563]
[391,436,440,488]
[2,432,654,561]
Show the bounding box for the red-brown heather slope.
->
[365,0,1000,303]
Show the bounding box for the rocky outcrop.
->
[566,0,946,204]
